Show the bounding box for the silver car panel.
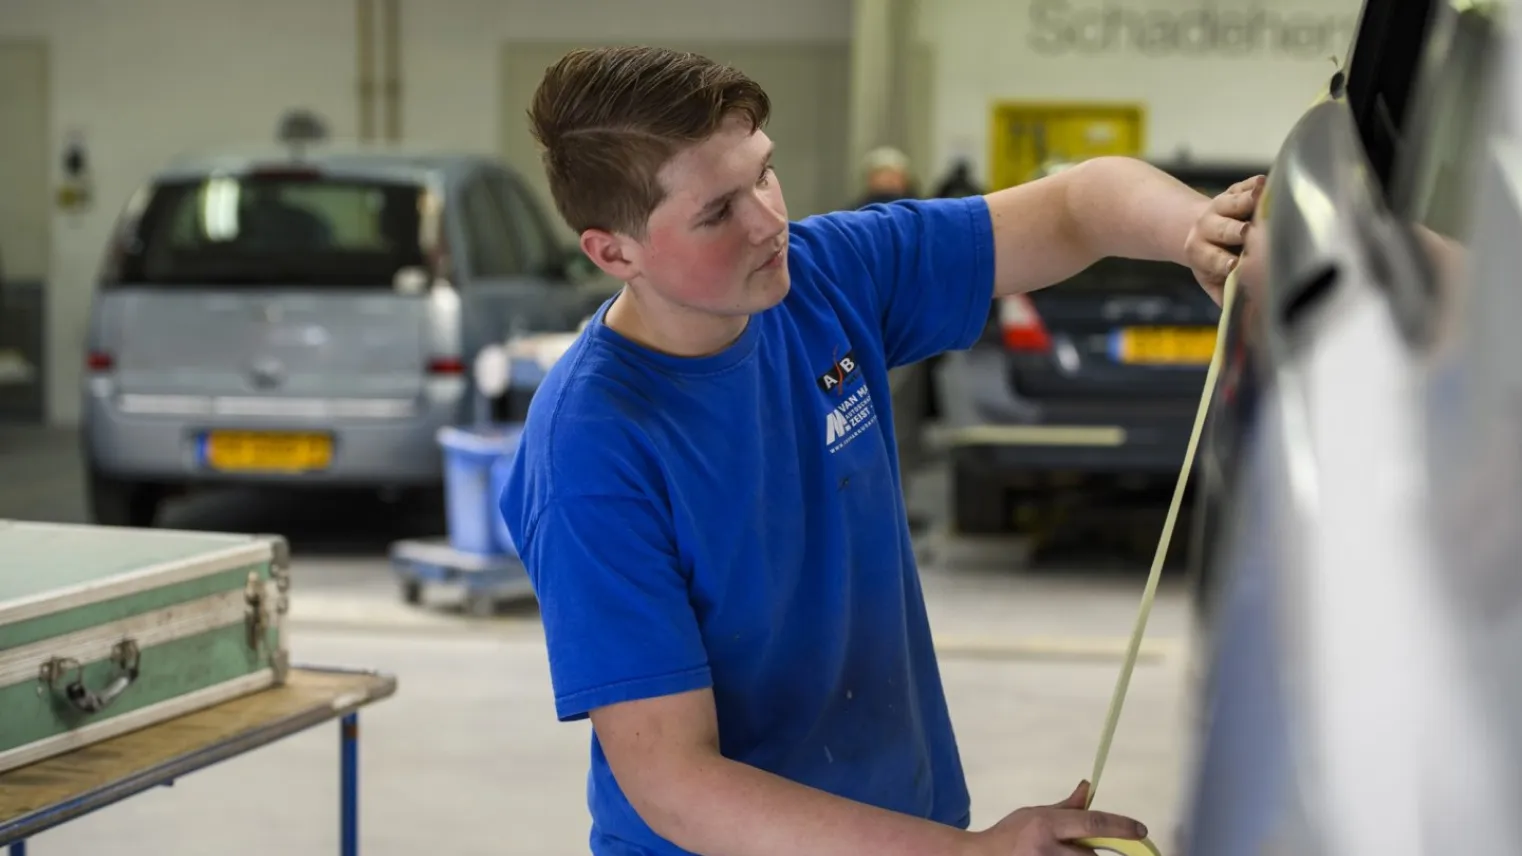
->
[1183,0,1520,852]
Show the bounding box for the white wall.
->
[918,0,1364,182]
[405,0,852,154]
[0,0,851,425]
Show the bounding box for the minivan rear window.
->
[117,173,428,287]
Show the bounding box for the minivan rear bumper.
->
[81,377,467,487]
[932,344,1199,475]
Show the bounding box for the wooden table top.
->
[0,666,396,842]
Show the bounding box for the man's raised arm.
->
[983,157,1264,303]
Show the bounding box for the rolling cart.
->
[388,348,556,617]
[390,537,533,617]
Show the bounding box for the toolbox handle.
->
[39,639,142,715]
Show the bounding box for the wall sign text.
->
[1028,0,1360,59]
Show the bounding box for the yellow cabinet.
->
[988,102,1146,189]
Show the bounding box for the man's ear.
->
[580,229,639,281]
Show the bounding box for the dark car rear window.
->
[1061,255,1196,293]
[118,173,428,287]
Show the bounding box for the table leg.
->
[341,712,358,856]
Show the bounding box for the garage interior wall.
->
[0,0,1362,427]
[0,0,361,427]
[0,40,49,421]
[918,0,1366,184]
[0,0,852,427]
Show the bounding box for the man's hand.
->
[1184,175,1265,304]
[966,781,1147,856]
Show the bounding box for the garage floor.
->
[0,423,1203,855]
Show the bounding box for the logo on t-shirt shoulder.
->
[816,349,860,395]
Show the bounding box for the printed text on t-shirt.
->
[824,385,878,453]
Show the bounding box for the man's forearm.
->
[1061,156,1212,266]
[636,752,978,856]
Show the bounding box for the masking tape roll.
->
[1077,836,1164,856]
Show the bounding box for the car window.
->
[120,174,427,287]
[492,173,559,278]
[1388,0,1504,243]
[1342,0,1443,195]
[460,176,524,279]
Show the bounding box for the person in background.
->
[853,145,918,208]
[932,157,985,199]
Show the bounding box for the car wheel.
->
[86,471,162,527]
[949,450,1009,535]
[400,579,424,606]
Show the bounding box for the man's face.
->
[866,166,909,196]
[589,116,791,317]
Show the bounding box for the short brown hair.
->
[527,46,771,237]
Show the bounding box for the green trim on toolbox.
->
[0,623,279,751]
[0,565,265,650]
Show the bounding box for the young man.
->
[499,46,1261,856]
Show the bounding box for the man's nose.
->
[747,197,787,242]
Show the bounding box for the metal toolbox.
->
[0,520,290,774]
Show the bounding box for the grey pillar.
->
[847,0,918,197]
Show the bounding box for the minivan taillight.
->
[999,295,1051,352]
[87,351,115,372]
[427,356,464,375]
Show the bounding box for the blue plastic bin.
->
[437,424,524,556]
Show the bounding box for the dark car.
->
[933,161,1266,543]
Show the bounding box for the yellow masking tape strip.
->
[1085,264,1240,801]
[1072,82,1330,856]
[1069,265,1239,856]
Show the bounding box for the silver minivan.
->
[81,146,609,526]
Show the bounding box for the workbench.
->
[0,666,397,855]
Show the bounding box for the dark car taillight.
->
[427,356,464,375]
[86,350,115,372]
[999,295,1051,353]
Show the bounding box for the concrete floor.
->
[0,424,1203,855]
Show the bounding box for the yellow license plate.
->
[203,431,333,472]
[1114,326,1217,365]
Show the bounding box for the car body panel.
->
[1180,0,1519,851]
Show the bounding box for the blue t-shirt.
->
[498,195,996,855]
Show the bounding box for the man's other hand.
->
[966,780,1148,856]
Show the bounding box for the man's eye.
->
[758,165,774,186]
[705,205,731,226]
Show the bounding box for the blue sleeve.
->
[519,493,712,722]
[797,195,996,369]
